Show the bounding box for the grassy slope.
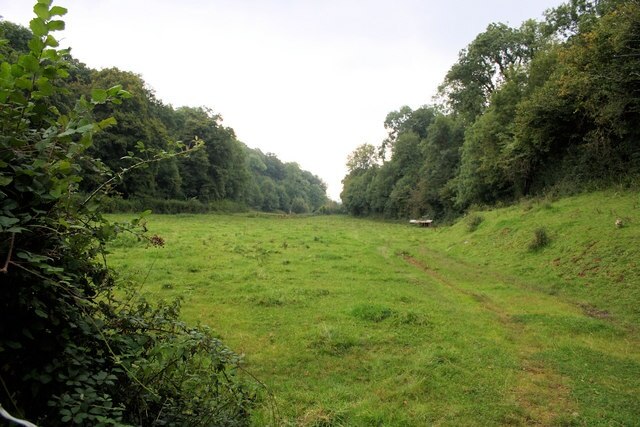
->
[422,190,640,326]
[108,190,639,426]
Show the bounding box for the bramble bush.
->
[0,1,254,425]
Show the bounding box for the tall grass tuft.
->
[466,214,484,232]
[528,227,551,251]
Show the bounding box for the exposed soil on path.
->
[400,252,576,425]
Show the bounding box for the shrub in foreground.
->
[0,3,253,425]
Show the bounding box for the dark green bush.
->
[0,4,254,425]
[528,227,551,251]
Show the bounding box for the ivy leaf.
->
[1,61,11,77]
[76,123,95,134]
[33,3,51,20]
[0,216,19,228]
[41,49,58,62]
[22,328,35,340]
[91,88,108,103]
[10,63,24,77]
[6,226,26,233]
[0,175,12,186]
[55,160,72,173]
[19,54,39,73]
[50,6,68,17]
[45,35,59,48]
[34,308,49,319]
[29,18,48,37]
[15,77,33,91]
[47,20,65,31]
[9,90,28,105]
[36,77,54,96]
[58,124,94,137]
[118,89,132,99]
[106,85,123,96]
[97,117,117,130]
[28,37,45,53]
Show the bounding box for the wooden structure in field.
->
[409,219,433,227]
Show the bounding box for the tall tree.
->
[439,21,544,122]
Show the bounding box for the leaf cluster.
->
[0,2,254,425]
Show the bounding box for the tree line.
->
[341,0,640,220]
[0,19,329,214]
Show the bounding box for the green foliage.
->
[342,0,640,221]
[0,3,253,425]
[290,196,310,214]
[240,149,327,213]
[345,143,379,173]
[0,17,324,213]
[0,21,32,57]
[98,296,253,426]
[316,200,345,215]
[438,21,544,122]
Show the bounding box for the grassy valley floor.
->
[108,190,640,426]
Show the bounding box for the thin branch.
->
[237,365,280,425]
[0,405,37,427]
[0,374,22,418]
[75,302,161,400]
[1,233,16,274]
[81,144,198,207]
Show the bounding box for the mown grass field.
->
[108,190,640,426]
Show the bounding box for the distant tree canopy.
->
[0,21,329,213]
[341,0,640,220]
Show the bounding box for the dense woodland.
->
[341,0,640,220]
[0,19,329,214]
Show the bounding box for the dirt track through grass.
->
[401,252,576,424]
[109,200,640,425]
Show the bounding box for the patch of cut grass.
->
[107,190,640,425]
[308,325,361,356]
[351,304,395,322]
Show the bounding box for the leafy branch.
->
[82,138,203,207]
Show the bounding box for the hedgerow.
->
[0,2,254,425]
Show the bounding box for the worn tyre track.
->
[401,252,576,425]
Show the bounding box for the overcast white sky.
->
[2,0,563,200]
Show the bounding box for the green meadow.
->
[108,190,640,426]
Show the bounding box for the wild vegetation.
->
[0,2,253,425]
[341,0,640,220]
[1,0,639,425]
[108,190,639,425]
